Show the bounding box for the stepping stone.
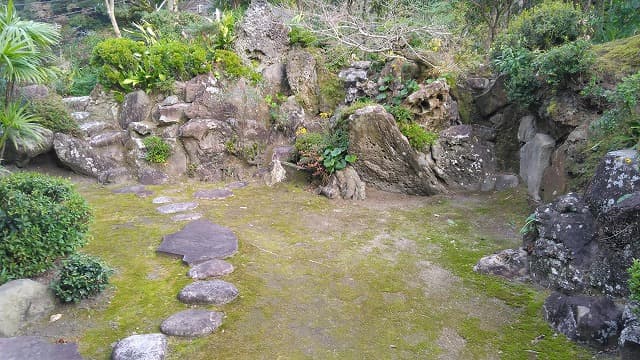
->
[193,188,233,200]
[171,213,202,222]
[188,259,234,279]
[156,202,198,214]
[226,181,248,189]
[0,336,84,360]
[152,196,173,204]
[160,309,224,337]
[178,280,239,305]
[157,219,238,265]
[112,333,167,360]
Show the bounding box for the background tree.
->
[104,0,121,37]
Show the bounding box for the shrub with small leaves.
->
[52,253,113,303]
[143,136,171,164]
[399,123,438,151]
[289,26,318,47]
[628,259,640,302]
[0,173,92,282]
[28,95,80,135]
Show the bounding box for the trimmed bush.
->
[143,136,171,164]
[90,38,146,91]
[399,123,438,151]
[0,173,92,282]
[214,50,262,83]
[28,95,80,135]
[52,253,113,303]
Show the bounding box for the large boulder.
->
[520,133,555,201]
[543,292,622,348]
[319,166,366,200]
[0,279,56,337]
[404,80,460,131]
[119,90,152,129]
[584,149,640,216]
[5,128,54,167]
[347,105,447,195]
[234,0,289,66]
[525,193,597,293]
[285,50,319,113]
[53,133,125,183]
[432,125,497,191]
[474,76,508,117]
[619,304,640,360]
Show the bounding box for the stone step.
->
[193,188,233,200]
[188,259,234,280]
[178,280,238,305]
[171,213,203,222]
[0,336,83,360]
[160,309,224,337]
[156,202,198,214]
[112,334,167,360]
[156,219,238,265]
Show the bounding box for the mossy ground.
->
[24,180,601,359]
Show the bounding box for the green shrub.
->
[0,173,92,282]
[28,95,80,135]
[385,105,414,123]
[90,38,146,91]
[493,0,586,53]
[148,40,210,80]
[534,40,594,88]
[214,49,262,83]
[141,10,206,41]
[68,67,99,96]
[322,146,356,174]
[399,123,438,151]
[143,136,171,163]
[628,259,640,302]
[289,26,318,47]
[51,253,113,303]
[295,132,326,154]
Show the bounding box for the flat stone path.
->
[188,259,234,280]
[178,280,239,305]
[112,333,167,360]
[194,189,233,200]
[156,202,198,214]
[0,336,84,360]
[171,213,203,222]
[156,219,238,265]
[160,310,224,337]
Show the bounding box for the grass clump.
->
[214,50,262,84]
[28,95,80,135]
[143,136,171,164]
[399,122,438,151]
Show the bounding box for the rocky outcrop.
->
[285,50,319,113]
[319,166,366,200]
[432,125,497,191]
[119,90,152,128]
[53,133,125,183]
[0,279,56,337]
[234,0,289,66]
[584,149,640,215]
[338,61,371,104]
[543,292,622,348]
[404,80,460,131]
[620,304,640,359]
[474,76,508,117]
[520,133,555,201]
[5,128,54,167]
[348,105,447,195]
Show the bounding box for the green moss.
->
[593,35,640,81]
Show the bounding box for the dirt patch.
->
[437,327,467,360]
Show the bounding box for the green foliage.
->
[385,105,414,123]
[519,213,538,235]
[91,37,211,93]
[590,0,640,43]
[534,40,594,88]
[0,172,92,282]
[295,132,326,155]
[0,102,47,161]
[214,11,237,50]
[141,10,206,41]
[322,146,357,174]
[143,136,171,164]
[398,122,438,151]
[289,26,318,47]
[213,49,262,83]
[628,259,640,302]
[52,253,113,303]
[493,0,586,53]
[28,95,80,135]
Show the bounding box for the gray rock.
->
[89,131,125,148]
[620,304,640,360]
[139,169,168,185]
[111,333,167,360]
[193,189,233,200]
[520,133,555,201]
[474,75,508,117]
[404,80,459,130]
[495,174,519,191]
[543,292,622,348]
[0,279,55,337]
[465,77,490,91]
[128,122,154,136]
[71,111,91,122]
[285,50,319,113]
[320,167,366,200]
[156,202,198,214]
[265,159,287,186]
[517,115,536,143]
[178,280,239,305]
[53,133,118,182]
[79,121,111,137]
[171,213,202,222]
[162,95,180,106]
[119,90,152,129]
[0,336,83,360]
[188,259,234,279]
[152,196,173,204]
[275,96,305,135]
[157,103,189,126]
[234,0,289,65]
[584,149,640,216]
[62,96,91,112]
[348,105,446,195]
[157,219,238,264]
[18,84,49,100]
[5,128,54,167]
[226,181,248,189]
[113,185,149,196]
[473,248,528,280]
[160,310,224,337]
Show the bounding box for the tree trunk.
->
[104,0,121,38]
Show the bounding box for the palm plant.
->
[0,0,60,103]
[0,101,46,163]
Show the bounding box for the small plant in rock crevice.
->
[628,259,640,303]
[143,136,171,164]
